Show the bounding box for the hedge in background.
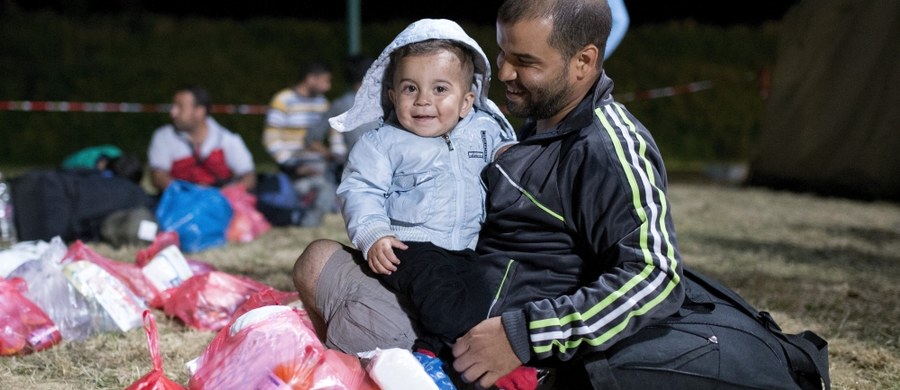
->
[0,12,778,167]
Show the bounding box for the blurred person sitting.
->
[263,60,336,227]
[318,54,376,172]
[147,85,256,193]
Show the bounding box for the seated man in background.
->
[263,61,335,227]
[147,85,256,193]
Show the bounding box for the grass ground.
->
[1,181,898,389]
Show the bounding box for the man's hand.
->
[367,237,408,275]
[452,317,522,388]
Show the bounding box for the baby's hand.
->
[367,237,408,275]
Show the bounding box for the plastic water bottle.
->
[0,171,17,247]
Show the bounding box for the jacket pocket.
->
[385,171,435,225]
[485,256,518,318]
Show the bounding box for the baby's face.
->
[388,50,475,138]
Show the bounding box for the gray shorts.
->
[315,245,419,354]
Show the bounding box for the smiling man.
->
[293,1,828,389]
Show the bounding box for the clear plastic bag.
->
[8,237,108,340]
[61,240,161,308]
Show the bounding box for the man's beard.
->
[505,67,570,120]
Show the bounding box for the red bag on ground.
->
[221,184,271,243]
[163,271,272,331]
[0,277,62,356]
[310,349,379,390]
[135,231,181,267]
[230,288,301,326]
[189,306,324,390]
[125,310,187,390]
[135,231,216,284]
[61,240,161,307]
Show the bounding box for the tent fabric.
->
[747,0,900,201]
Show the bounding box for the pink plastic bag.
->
[189,306,324,390]
[0,277,62,356]
[221,184,271,243]
[163,271,272,331]
[230,288,303,322]
[310,349,379,390]
[135,231,181,267]
[136,232,217,279]
[61,240,161,308]
[125,310,187,390]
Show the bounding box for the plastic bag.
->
[163,271,272,331]
[61,240,161,307]
[8,237,111,340]
[62,260,146,333]
[188,306,324,390]
[0,239,52,278]
[0,277,62,356]
[221,184,271,243]
[310,349,379,390]
[155,180,233,253]
[140,244,194,308]
[125,310,187,390]
[229,288,301,326]
[361,348,440,390]
[135,231,217,279]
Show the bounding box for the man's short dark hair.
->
[300,60,332,81]
[109,154,144,184]
[498,0,612,69]
[176,84,212,115]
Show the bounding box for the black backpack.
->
[582,266,830,390]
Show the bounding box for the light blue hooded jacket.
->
[332,19,515,258]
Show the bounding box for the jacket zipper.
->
[442,133,454,151]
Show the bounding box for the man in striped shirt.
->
[264,61,336,227]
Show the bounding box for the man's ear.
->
[460,91,476,117]
[573,44,600,79]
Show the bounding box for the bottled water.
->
[0,171,17,247]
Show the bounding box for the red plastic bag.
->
[0,277,62,356]
[221,184,271,243]
[125,310,187,390]
[136,231,181,267]
[230,288,300,325]
[310,349,379,390]
[163,271,272,331]
[189,306,324,390]
[136,232,216,281]
[61,240,161,307]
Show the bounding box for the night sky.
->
[5,0,800,26]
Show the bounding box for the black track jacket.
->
[477,72,685,364]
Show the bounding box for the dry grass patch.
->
[1,184,898,389]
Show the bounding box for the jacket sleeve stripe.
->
[524,104,681,356]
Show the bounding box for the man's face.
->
[496,18,572,120]
[305,72,333,96]
[170,91,205,132]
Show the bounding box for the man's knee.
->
[293,239,343,297]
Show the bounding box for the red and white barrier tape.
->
[0,101,268,114]
[0,80,716,114]
[615,80,713,103]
